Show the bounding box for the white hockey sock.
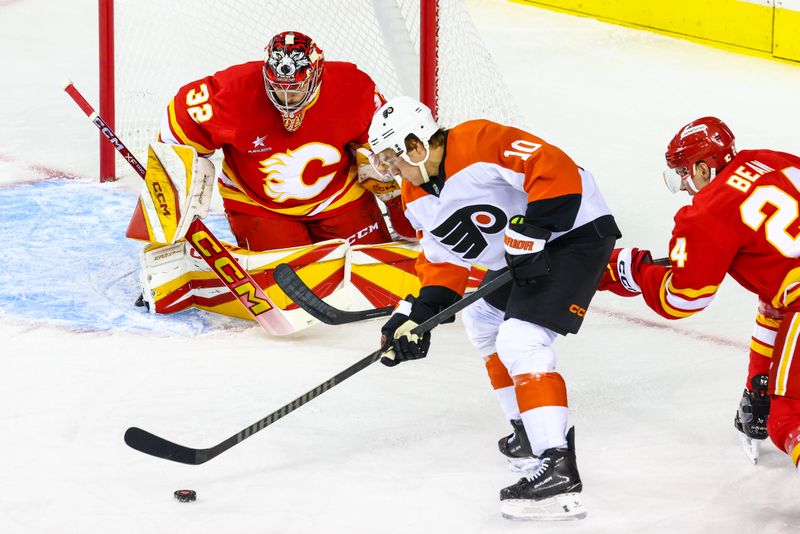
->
[494,385,521,421]
[520,406,568,456]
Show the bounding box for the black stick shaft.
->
[124,268,512,464]
[273,263,393,325]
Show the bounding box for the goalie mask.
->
[663,116,736,194]
[368,96,440,183]
[263,31,324,132]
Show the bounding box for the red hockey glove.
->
[598,247,653,297]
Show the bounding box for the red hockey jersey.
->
[639,149,800,319]
[160,61,384,218]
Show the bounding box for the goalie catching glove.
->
[356,147,416,239]
[597,247,653,296]
[356,147,400,203]
[379,286,460,366]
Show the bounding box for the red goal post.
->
[98,0,518,182]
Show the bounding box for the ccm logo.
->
[569,304,586,317]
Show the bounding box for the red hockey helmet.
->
[665,117,736,175]
[263,31,324,131]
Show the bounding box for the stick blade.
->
[124,427,207,465]
[274,263,392,325]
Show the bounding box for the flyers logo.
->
[431,205,507,259]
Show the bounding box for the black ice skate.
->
[499,426,586,521]
[498,419,539,473]
[734,374,770,464]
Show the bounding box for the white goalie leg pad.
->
[138,142,215,244]
[138,241,194,312]
[495,319,557,376]
[501,493,586,521]
[462,298,505,357]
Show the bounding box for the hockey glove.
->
[358,163,401,203]
[504,216,551,286]
[597,247,653,296]
[379,287,460,367]
[380,297,431,366]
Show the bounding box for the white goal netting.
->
[111,0,520,174]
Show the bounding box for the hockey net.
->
[103,0,519,179]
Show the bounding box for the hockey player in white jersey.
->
[368,97,620,520]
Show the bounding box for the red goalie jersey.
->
[638,149,800,319]
[160,61,384,218]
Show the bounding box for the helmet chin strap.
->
[685,163,716,194]
[401,144,431,183]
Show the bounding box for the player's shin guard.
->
[484,352,521,421]
[514,372,568,455]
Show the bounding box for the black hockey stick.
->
[274,255,671,326]
[123,269,512,465]
[273,263,393,324]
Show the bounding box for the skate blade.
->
[501,493,586,521]
[737,431,763,465]
[507,457,541,474]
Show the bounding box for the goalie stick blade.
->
[124,427,212,465]
[273,263,393,325]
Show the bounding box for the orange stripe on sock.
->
[513,372,568,412]
[484,353,514,390]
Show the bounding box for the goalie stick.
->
[123,269,513,465]
[63,80,295,336]
[273,263,393,324]
[275,257,673,325]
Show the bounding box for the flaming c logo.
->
[259,142,341,202]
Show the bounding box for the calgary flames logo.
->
[259,143,341,202]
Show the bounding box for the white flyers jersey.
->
[401,120,614,291]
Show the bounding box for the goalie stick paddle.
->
[62,80,295,336]
[273,263,393,324]
[123,269,512,465]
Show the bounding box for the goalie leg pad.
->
[127,142,215,244]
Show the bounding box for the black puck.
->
[174,489,197,503]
